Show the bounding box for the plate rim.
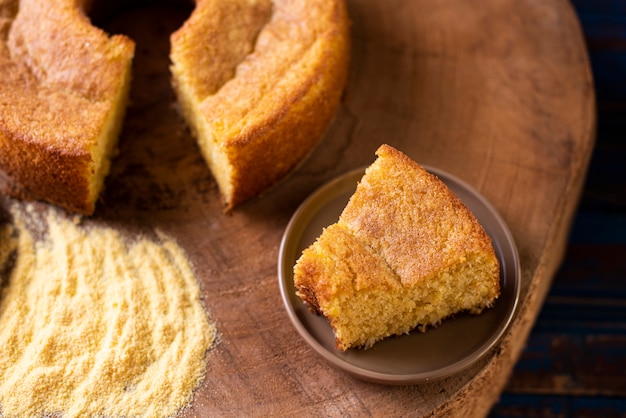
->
[278,165,521,385]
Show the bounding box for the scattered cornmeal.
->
[293,144,501,351]
[0,202,216,417]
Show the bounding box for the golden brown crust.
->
[1,0,349,214]
[171,0,351,209]
[0,0,134,214]
[294,144,501,350]
[342,144,499,288]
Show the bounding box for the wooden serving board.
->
[26,0,601,416]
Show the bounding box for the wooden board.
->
[7,0,597,416]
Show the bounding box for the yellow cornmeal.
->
[0,203,216,418]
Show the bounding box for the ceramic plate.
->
[278,166,520,385]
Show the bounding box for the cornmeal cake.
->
[293,144,501,350]
[0,0,134,214]
[0,0,349,214]
[170,0,350,210]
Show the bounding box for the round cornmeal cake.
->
[0,0,350,214]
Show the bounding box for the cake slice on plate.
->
[293,144,501,351]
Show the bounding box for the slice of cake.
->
[293,144,501,351]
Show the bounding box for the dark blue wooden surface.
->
[490,1,626,417]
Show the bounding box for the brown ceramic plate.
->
[278,166,520,385]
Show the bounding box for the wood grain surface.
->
[4,0,596,416]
